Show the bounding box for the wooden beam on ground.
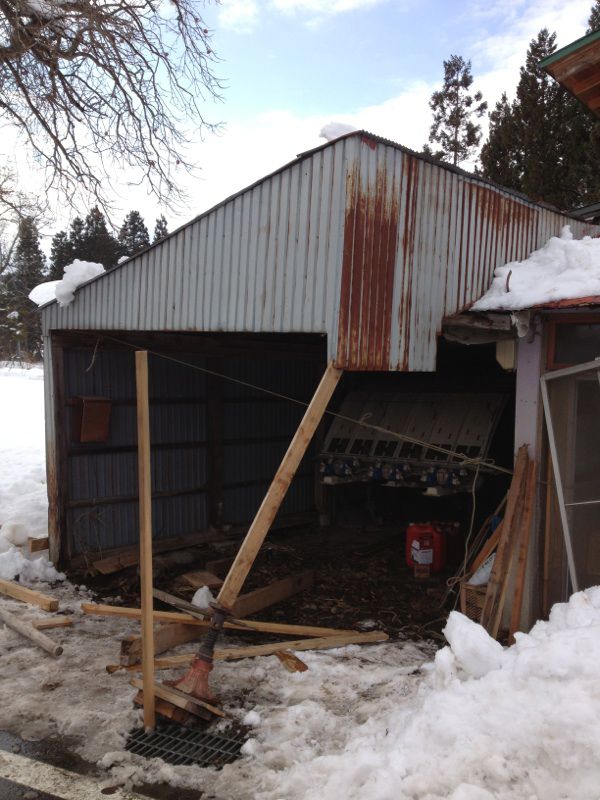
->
[132,690,191,725]
[232,571,315,618]
[136,350,155,731]
[0,579,58,612]
[32,616,72,630]
[130,678,225,720]
[508,461,537,644]
[0,607,63,657]
[82,602,356,638]
[217,362,342,609]
[204,557,234,577]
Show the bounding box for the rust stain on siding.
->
[337,160,400,370]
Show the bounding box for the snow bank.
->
[473,225,600,311]
[0,365,63,583]
[29,259,105,308]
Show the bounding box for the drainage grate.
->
[126,724,247,767]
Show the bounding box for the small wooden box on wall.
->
[70,396,112,443]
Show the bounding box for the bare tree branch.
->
[0,0,223,210]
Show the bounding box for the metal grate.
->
[126,724,247,767]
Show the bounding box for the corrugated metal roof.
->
[41,131,600,372]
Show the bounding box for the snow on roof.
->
[29,260,105,308]
[472,226,600,312]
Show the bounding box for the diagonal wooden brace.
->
[217,361,343,609]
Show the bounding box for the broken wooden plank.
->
[0,579,58,612]
[132,690,192,725]
[231,570,315,618]
[0,607,63,656]
[27,536,49,554]
[180,570,223,590]
[32,616,72,630]
[82,602,356,637]
[130,677,225,719]
[120,623,202,666]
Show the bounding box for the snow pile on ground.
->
[29,259,105,308]
[473,225,600,311]
[0,365,63,582]
[104,589,600,800]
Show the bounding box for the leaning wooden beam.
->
[136,350,155,731]
[0,579,59,612]
[217,362,343,609]
[121,623,202,666]
[0,607,63,657]
[508,461,537,643]
[231,571,315,618]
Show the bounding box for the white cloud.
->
[271,0,383,15]
[218,0,260,33]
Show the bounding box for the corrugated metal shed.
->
[41,131,599,373]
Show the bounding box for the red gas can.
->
[405,523,447,574]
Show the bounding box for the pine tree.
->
[588,0,600,32]
[68,217,86,260]
[481,27,600,210]
[48,230,72,280]
[424,55,487,166]
[118,210,150,258]
[153,215,168,243]
[81,206,120,268]
[6,217,46,358]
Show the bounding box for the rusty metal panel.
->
[41,131,600,375]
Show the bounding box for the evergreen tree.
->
[68,216,86,259]
[588,0,600,32]
[6,217,46,358]
[481,26,600,210]
[153,215,169,243]
[81,206,120,268]
[424,54,487,166]
[118,210,150,258]
[48,230,72,280]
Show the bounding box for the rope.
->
[99,334,513,477]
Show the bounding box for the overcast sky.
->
[21,0,597,239]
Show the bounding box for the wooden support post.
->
[217,362,342,609]
[135,350,155,730]
[508,461,537,643]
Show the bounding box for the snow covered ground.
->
[3,365,600,800]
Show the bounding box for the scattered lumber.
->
[0,607,63,656]
[130,677,225,720]
[120,623,202,666]
[480,446,530,638]
[180,570,223,590]
[127,630,389,671]
[82,602,357,637]
[27,536,49,554]
[32,616,72,630]
[231,570,315,618]
[0,579,58,612]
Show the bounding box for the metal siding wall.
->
[219,356,320,526]
[62,349,208,555]
[42,134,600,375]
